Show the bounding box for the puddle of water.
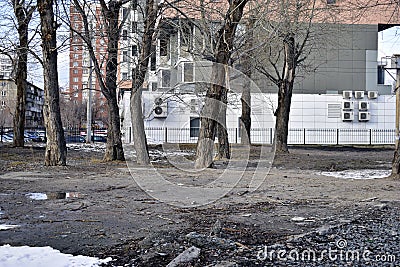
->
[26,192,81,200]
[320,169,391,180]
[0,224,19,230]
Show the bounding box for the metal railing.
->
[122,127,396,145]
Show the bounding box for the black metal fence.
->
[122,127,396,145]
[1,126,395,145]
[0,126,108,143]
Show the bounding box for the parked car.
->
[91,135,107,143]
[1,134,13,143]
[24,131,43,142]
[65,135,86,143]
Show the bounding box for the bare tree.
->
[37,0,66,165]
[129,0,160,165]
[238,17,255,145]
[68,0,128,161]
[254,0,342,153]
[12,0,36,147]
[60,94,86,127]
[195,0,249,168]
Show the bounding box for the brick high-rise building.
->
[68,3,109,126]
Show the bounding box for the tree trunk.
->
[392,69,400,178]
[37,0,66,166]
[13,57,27,147]
[216,88,230,160]
[195,63,226,168]
[273,34,296,154]
[195,0,248,168]
[101,0,125,161]
[12,1,34,147]
[103,97,125,161]
[240,86,251,145]
[131,88,149,165]
[392,149,400,178]
[240,18,254,145]
[128,0,157,165]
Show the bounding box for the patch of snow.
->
[0,244,112,267]
[320,169,391,180]
[26,193,48,200]
[0,225,19,230]
[291,216,306,222]
[66,143,106,153]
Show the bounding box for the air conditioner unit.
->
[359,111,370,121]
[342,91,352,99]
[354,91,364,99]
[154,102,168,117]
[367,91,378,99]
[342,100,354,110]
[359,101,370,111]
[342,111,354,121]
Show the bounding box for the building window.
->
[73,69,78,74]
[123,51,129,62]
[327,0,336,3]
[73,61,78,67]
[73,77,79,82]
[378,66,385,84]
[122,29,128,40]
[150,52,156,71]
[180,23,192,47]
[122,72,128,80]
[190,117,200,137]
[73,85,78,90]
[132,22,137,33]
[132,45,138,56]
[160,38,169,57]
[132,0,137,10]
[83,68,88,74]
[151,82,157,91]
[1,91,6,97]
[183,62,194,83]
[160,69,170,88]
[122,8,128,18]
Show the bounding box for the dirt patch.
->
[0,144,398,266]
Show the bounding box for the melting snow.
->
[67,143,106,153]
[26,193,48,200]
[320,169,391,179]
[0,225,19,230]
[0,245,112,267]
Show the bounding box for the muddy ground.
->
[0,144,399,266]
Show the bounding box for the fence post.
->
[369,129,372,145]
[164,127,168,143]
[235,128,238,144]
[0,126,3,142]
[270,128,273,144]
[303,128,306,145]
[337,129,339,145]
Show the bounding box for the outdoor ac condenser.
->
[342,91,352,99]
[359,112,370,121]
[342,111,354,121]
[342,100,354,110]
[359,101,370,111]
